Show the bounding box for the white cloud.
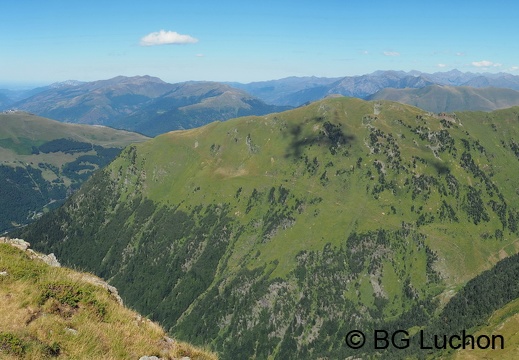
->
[471,60,502,68]
[196,54,205,57]
[383,51,400,57]
[510,66,519,72]
[140,30,198,46]
[437,63,447,68]
[456,52,465,56]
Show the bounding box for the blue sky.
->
[1,0,518,86]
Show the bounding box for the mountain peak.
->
[90,75,168,87]
[49,80,84,88]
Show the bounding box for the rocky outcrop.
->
[137,335,192,360]
[0,237,60,267]
[79,273,124,305]
[139,356,192,360]
[37,252,61,267]
[0,237,30,251]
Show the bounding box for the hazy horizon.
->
[2,1,518,86]
[3,67,519,91]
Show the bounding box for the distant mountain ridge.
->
[112,81,292,136]
[234,69,519,106]
[10,76,176,127]
[6,70,519,135]
[368,84,519,112]
[228,76,342,104]
[275,71,433,106]
[0,80,85,108]
[10,76,290,136]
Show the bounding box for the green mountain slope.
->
[439,252,519,359]
[381,250,519,359]
[0,238,216,359]
[368,85,519,112]
[15,98,519,359]
[450,297,519,359]
[0,111,148,233]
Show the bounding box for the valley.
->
[0,111,148,233]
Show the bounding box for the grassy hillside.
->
[386,250,519,359]
[0,111,147,147]
[0,112,148,233]
[15,98,519,358]
[0,240,216,359]
[369,85,519,112]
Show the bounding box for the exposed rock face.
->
[0,237,30,251]
[135,336,190,360]
[79,273,124,305]
[1,237,60,266]
[138,356,191,360]
[35,252,61,267]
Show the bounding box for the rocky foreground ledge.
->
[0,236,124,306]
[0,236,215,359]
[0,237,61,267]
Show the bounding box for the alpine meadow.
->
[15,97,519,358]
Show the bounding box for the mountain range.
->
[15,97,519,359]
[7,76,290,137]
[234,69,519,106]
[4,71,519,137]
[368,84,519,113]
[232,71,433,106]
